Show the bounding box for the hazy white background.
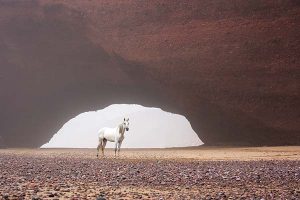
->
[41,104,203,148]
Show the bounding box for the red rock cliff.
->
[0,0,299,147]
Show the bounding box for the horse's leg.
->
[102,138,107,157]
[117,141,122,157]
[96,139,103,158]
[114,142,118,157]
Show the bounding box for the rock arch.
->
[0,0,299,147]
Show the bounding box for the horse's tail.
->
[96,133,103,157]
[97,129,104,156]
[97,139,103,150]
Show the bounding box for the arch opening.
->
[41,104,203,148]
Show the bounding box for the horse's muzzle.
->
[126,128,129,131]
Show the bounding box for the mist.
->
[41,104,203,148]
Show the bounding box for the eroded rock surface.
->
[0,0,299,147]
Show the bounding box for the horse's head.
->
[123,118,130,131]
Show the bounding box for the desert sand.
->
[0,146,299,199]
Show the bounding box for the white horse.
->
[97,118,130,157]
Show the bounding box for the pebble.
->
[0,151,299,199]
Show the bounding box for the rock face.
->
[0,0,299,147]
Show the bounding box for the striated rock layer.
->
[0,0,299,147]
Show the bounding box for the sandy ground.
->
[0,146,299,199]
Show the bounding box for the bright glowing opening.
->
[41,104,203,148]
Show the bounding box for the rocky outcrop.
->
[0,0,299,147]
